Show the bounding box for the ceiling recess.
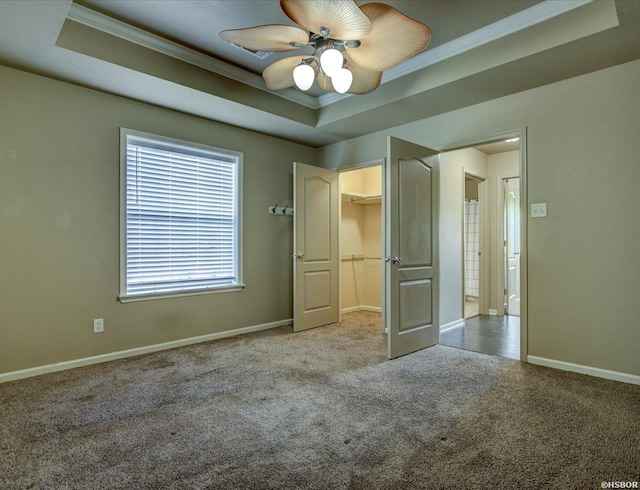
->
[229,42,273,60]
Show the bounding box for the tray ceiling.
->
[1,0,639,146]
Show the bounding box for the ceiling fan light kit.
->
[332,67,354,94]
[293,61,315,90]
[220,0,431,95]
[319,47,344,77]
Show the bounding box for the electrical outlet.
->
[93,318,104,333]
[531,203,547,218]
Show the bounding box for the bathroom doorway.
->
[464,175,482,319]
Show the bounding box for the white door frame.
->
[441,128,528,362]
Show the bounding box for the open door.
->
[386,137,440,359]
[293,162,339,332]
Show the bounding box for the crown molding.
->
[66,3,321,110]
[318,0,594,107]
[67,1,593,111]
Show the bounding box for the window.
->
[120,129,243,302]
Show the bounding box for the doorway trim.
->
[440,128,528,362]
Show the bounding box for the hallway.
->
[440,315,520,360]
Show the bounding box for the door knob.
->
[392,256,402,264]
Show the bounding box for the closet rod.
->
[340,254,382,261]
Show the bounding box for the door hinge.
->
[504,240,508,247]
[504,288,509,295]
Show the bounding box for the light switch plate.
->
[531,203,547,218]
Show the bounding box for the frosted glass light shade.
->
[332,67,353,94]
[320,48,344,77]
[293,63,315,91]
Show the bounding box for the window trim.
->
[118,128,244,303]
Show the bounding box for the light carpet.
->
[1,311,639,489]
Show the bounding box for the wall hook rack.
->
[269,204,294,216]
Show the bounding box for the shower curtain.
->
[464,199,479,297]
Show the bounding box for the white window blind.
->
[121,131,242,299]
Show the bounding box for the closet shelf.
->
[341,192,381,205]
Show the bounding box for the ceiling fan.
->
[220,0,431,95]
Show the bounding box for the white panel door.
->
[505,178,521,316]
[386,137,440,359]
[293,162,339,332]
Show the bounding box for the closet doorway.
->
[294,137,439,359]
[339,165,383,323]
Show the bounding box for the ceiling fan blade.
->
[318,53,382,95]
[346,3,431,72]
[280,0,372,41]
[220,25,308,52]
[263,55,312,90]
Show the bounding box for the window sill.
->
[118,284,246,303]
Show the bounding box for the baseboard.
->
[528,356,640,386]
[342,306,382,313]
[0,318,293,384]
[489,309,498,316]
[440,319,465,333]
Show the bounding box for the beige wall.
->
[465,180,479,199]
[488,151,520,177]
[320,59,640,377]
[362,203,382,308]
[340,201,365,310]
[0,65,317,374]
[3,57,640,379]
